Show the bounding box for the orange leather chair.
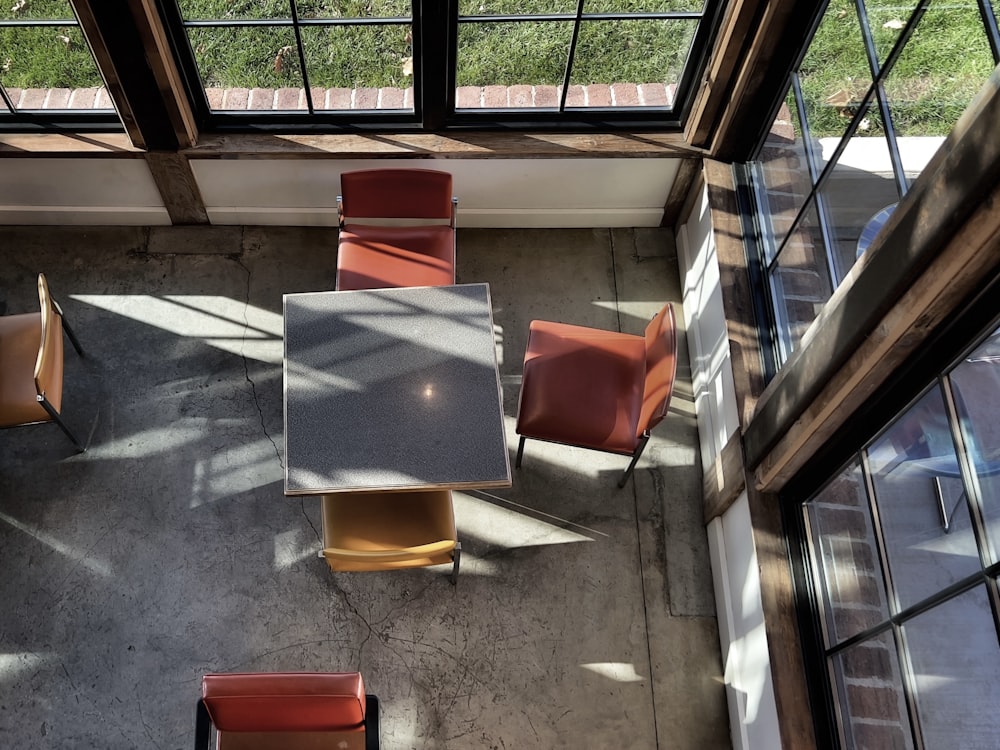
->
[336,168,457,291]
[0,273,85,451]
[321,490,461,584]
[515,304,677,488]
[195,671,379,750]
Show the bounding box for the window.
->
[0,0,116,125]
[743,0,1000,363]
[163,1,722,129]
[797,318,1000,748]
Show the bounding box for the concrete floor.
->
[0,225,729,749]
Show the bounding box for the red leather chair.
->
[0,273,85,451]
[195,671,379,750]
[515,304,677,488]
[336,168,456,291]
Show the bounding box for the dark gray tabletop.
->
[283,283,511,495]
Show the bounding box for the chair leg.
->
[52,299,84,357]
[38,397,85,452]
[449,542,461,585]
[618,434,650,489]
[515,436,525,468]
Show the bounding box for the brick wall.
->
[3,83,675,113]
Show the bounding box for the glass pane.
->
[806,460,890,646]
[302,24,412,109]
[187,26,303,108]
[883,0,994,185]
[456,21,572,95]
[867,387,981,612]
[570,19,695,104]
[296,0,411,19]
[0,0,74,20]
[830,631,913,749]
[903,586,1000,748]
[585,0,706,11]
[458,1,577,15]
[819,109,900,282]
[769,198,834,355]
[948,322,1000,565]
[0,26,104,97]
[798,0,871,147]
[0,89,9,112]
[861,0,910,70]
[755,85,814,260]
[178,0,290,20]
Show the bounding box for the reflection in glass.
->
[861,0,908,69]
[883,1,993,184]
[754,86,813,261]
[188,26,301,97]
[830,631,913,749]
[797,0,870,142]
[770,198,833,355]
[806,460,890,646]
[585,0,705,11]
[0,26,103,93]
[818,108,899,281]
[867,387,980,612]
[571,19,694,96]
[456,21,572,90]
[903,586,1000,748]
[948,322,1000,565]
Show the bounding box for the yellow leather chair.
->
[0,273,85,451]
[321,490,461,584]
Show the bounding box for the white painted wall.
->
[0,158,170,225]
[675,182,780,750]
[0,157,676,227]
[191,158,677,227]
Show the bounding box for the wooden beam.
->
[703,0,821,162]
[128,0,199,148]
[69,0,180,151]
[684,0,767,151]
[660,157,702,228]
[702,431,746,523]
[747,485,818,750]
[144,152,209,225]
[745,67,1000,487]
[704,159,766,428]
[185,132,707,159]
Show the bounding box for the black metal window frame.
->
[0,12,121,131]
[160,0,725,133]
[781,271,1000,748]
[745,0,1000,365]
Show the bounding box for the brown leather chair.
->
[515,304,677,488]
[0,273,85,451]
[195,671,379,750]
[321,490,461,584]
[336,168,457,291]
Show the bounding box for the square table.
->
[283,283,511,495]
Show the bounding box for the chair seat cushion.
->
[337,224,455,291]
[516,320,646,455]
[322,490,456,571]
[0,312,56,426]
[202,672,367,732]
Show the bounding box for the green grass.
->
[797,0,995,138]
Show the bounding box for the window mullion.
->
[418,0,452,130]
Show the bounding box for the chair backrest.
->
[33,273,64,405]
[638,303,678,436]
[200,672,370,750]
[339,169,455,223]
